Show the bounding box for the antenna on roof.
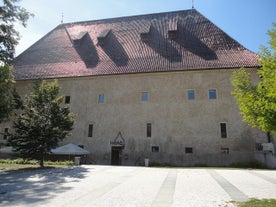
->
[61,12,64,24]
[192,0,195,9]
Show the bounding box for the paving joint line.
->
[207,170,248,202]
[248,171,276,185]
[151,170,177,207]
[65,168,144,207]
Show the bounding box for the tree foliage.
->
[231,23,276,137]
[1,0,33,63]
[0,0,33,122]
[8,80,74,167]
[0,65,22,122]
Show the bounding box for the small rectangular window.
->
[187,90,195,100]
[221,147,229,154]
[3,128,8,140]
[152,146,159,152]
[78,145,84,149]
[220,123,227,138]
[98,94,104,103]
[185,147,193,154]
[88,124,93,137]
[65,96,70,104]
[141,92,149,101]
[147,123,152,137]
[209,89,217,99]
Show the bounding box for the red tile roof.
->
[14,9,260,80]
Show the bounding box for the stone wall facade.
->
[0,68,270,166]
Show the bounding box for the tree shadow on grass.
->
[0,166,91,206]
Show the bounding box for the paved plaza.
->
[0,165,276,207]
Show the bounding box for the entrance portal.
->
[111,146,123,165]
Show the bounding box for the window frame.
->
[221,147,229,154]
[141,91,149,101]
[151,146,159,152]
[185,147,193,154]
[88,124,93,137]
[65,96,71,104]
[187,89,195,100]
[146,123,152,137]
[208,89,217,99]
[220,123,227,138]
[98,94,105,103]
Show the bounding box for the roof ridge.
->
[59,9,197,27]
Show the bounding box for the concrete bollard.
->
[144,158,149,167]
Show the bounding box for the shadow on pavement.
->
[0,166,90,206]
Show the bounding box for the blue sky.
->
[15,0,276,55]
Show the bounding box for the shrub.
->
[0,159,73,166]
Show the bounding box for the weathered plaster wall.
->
[1,68,270,166]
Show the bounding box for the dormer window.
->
[168,20,178,39]
[168,30,178,39]
[97,29,111,46]
[140,23,151,42]
[73,31,88,46]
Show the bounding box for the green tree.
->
[1,0,33,63]
[231,23,276,141]
[0,65,22,122]
[8,80,74,167]
[0,0,33,122]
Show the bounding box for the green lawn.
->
[0,159,73,170]
[0,163,39,170]
[236,198,276,207]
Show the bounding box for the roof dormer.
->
[168,19,178,39]
[97,29,111,46]
[140,23,151,42]
[73,31,88,46]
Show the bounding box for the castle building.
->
[1,9,267,166]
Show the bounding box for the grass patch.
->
[236,198,276,207]
[0,158,73,170]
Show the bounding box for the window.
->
[185,147,193,154]
[220,123,227,138]
[78,145,84,149]
[147,123,152,137]
[187,90,195,100]
[141,92,149,101]
[3,128,8,140]
[98,94,104,103]
[65,96,70,104]
[152,146,159,152]
[88,124,93,137]
[221,147,229,154]
[209,89,217,99]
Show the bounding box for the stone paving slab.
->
[173,169,234,207]
[0,166,276,207]
[208,170,248,202]
[249,171,276,184]
[216,170,276,200]
[152,170,177,207]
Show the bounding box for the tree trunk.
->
[39,154,44,168]
[267,132,271,143]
